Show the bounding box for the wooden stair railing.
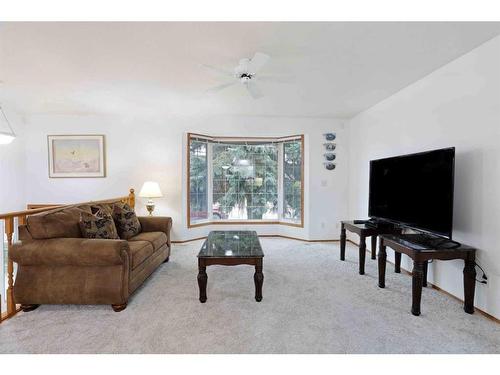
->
[0,188,135,323]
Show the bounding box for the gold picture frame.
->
[47,135,106,178]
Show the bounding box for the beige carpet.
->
[0,238,499,354]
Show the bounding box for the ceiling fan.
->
[202,52,272,99]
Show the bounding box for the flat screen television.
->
[368,147,455,239]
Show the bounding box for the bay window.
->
[188,133,304,227]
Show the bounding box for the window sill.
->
[188,220,303,228]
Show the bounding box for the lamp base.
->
[146,200,155,216]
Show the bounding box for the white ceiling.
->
[1,22,500,118]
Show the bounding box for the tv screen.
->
[368,147,455,238]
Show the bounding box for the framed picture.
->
[47,135,106,178]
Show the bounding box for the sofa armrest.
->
[9,238,130,267]
[138,216,172,247]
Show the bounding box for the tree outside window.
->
[188,134,303,226]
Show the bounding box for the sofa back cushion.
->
[27,205,92,240]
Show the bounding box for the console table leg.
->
[359,235,366,275]
[412,261,424,316]
[423,261,428,287]
[378,241,387,288]
[371,236,377,260]
[197,263,207,303]
[254,259,264,302]
[463,258,476,314]
[395,252,401,273]
[340,224,346,261]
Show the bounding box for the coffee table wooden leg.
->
[371,235,377,260]
[395,251,401,273]
[412,261,424,316]
[359,235,366,275]
[198,262,207,303]
[254,259,264,302]
[423,260,428,287]
[378,240,387,288]
[340,223,346,261]
[463,257,476,314]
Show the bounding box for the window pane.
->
[283,140,302,222]
[189,140,208,223]
[189,136,302,225]
[212,143,278,220]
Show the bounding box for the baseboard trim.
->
[171,236,207,244]
[427,284,499,323]
[348,239,499,323]
[259,235,339,242]
[172,235,339,244]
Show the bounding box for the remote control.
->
[353,220,368,224]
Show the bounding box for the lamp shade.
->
[139,181,163,198]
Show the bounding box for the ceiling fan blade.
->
[247,52,270,74]
[200,64,234,77]
[245,81,264,99]
[205,81,237,93]
[257,74,295,84]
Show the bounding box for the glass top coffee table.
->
[197,231,264,303]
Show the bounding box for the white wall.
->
[20,114,348,242]
[0,111,25,213]
[347,36,500,319]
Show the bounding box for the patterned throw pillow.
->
[79,209,119,239]
[112,203,142,239]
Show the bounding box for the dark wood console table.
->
[379,234,476,316]
[340,221,401,275]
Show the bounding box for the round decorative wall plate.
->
[324,162,336,170]
[324,143,336,151]
[324,153,336,161]
[324,133,336,141]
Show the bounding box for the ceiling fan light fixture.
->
[240,76,251,84]
[202,52,271,99]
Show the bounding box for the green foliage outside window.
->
[188,136,302,224]
[283,141,302,221]
[189,140,208,221]
[212,143,278,220]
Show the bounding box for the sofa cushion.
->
[10,237,128,266]
[128,240,154,269]
[27,205,92,240]
[112,203,142,240]
[128,231,167,251]
[79,210,119,239]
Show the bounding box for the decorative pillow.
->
[112,203,142,239]
[79,209,119,239]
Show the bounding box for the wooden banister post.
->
[5,217,16,315]
[128,188,135,209]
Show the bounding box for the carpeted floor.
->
[0,238,499,354]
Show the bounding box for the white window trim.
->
[187,133,304,228]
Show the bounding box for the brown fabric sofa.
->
[9,202,172,312]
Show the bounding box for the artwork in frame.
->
[47,135,106,178]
